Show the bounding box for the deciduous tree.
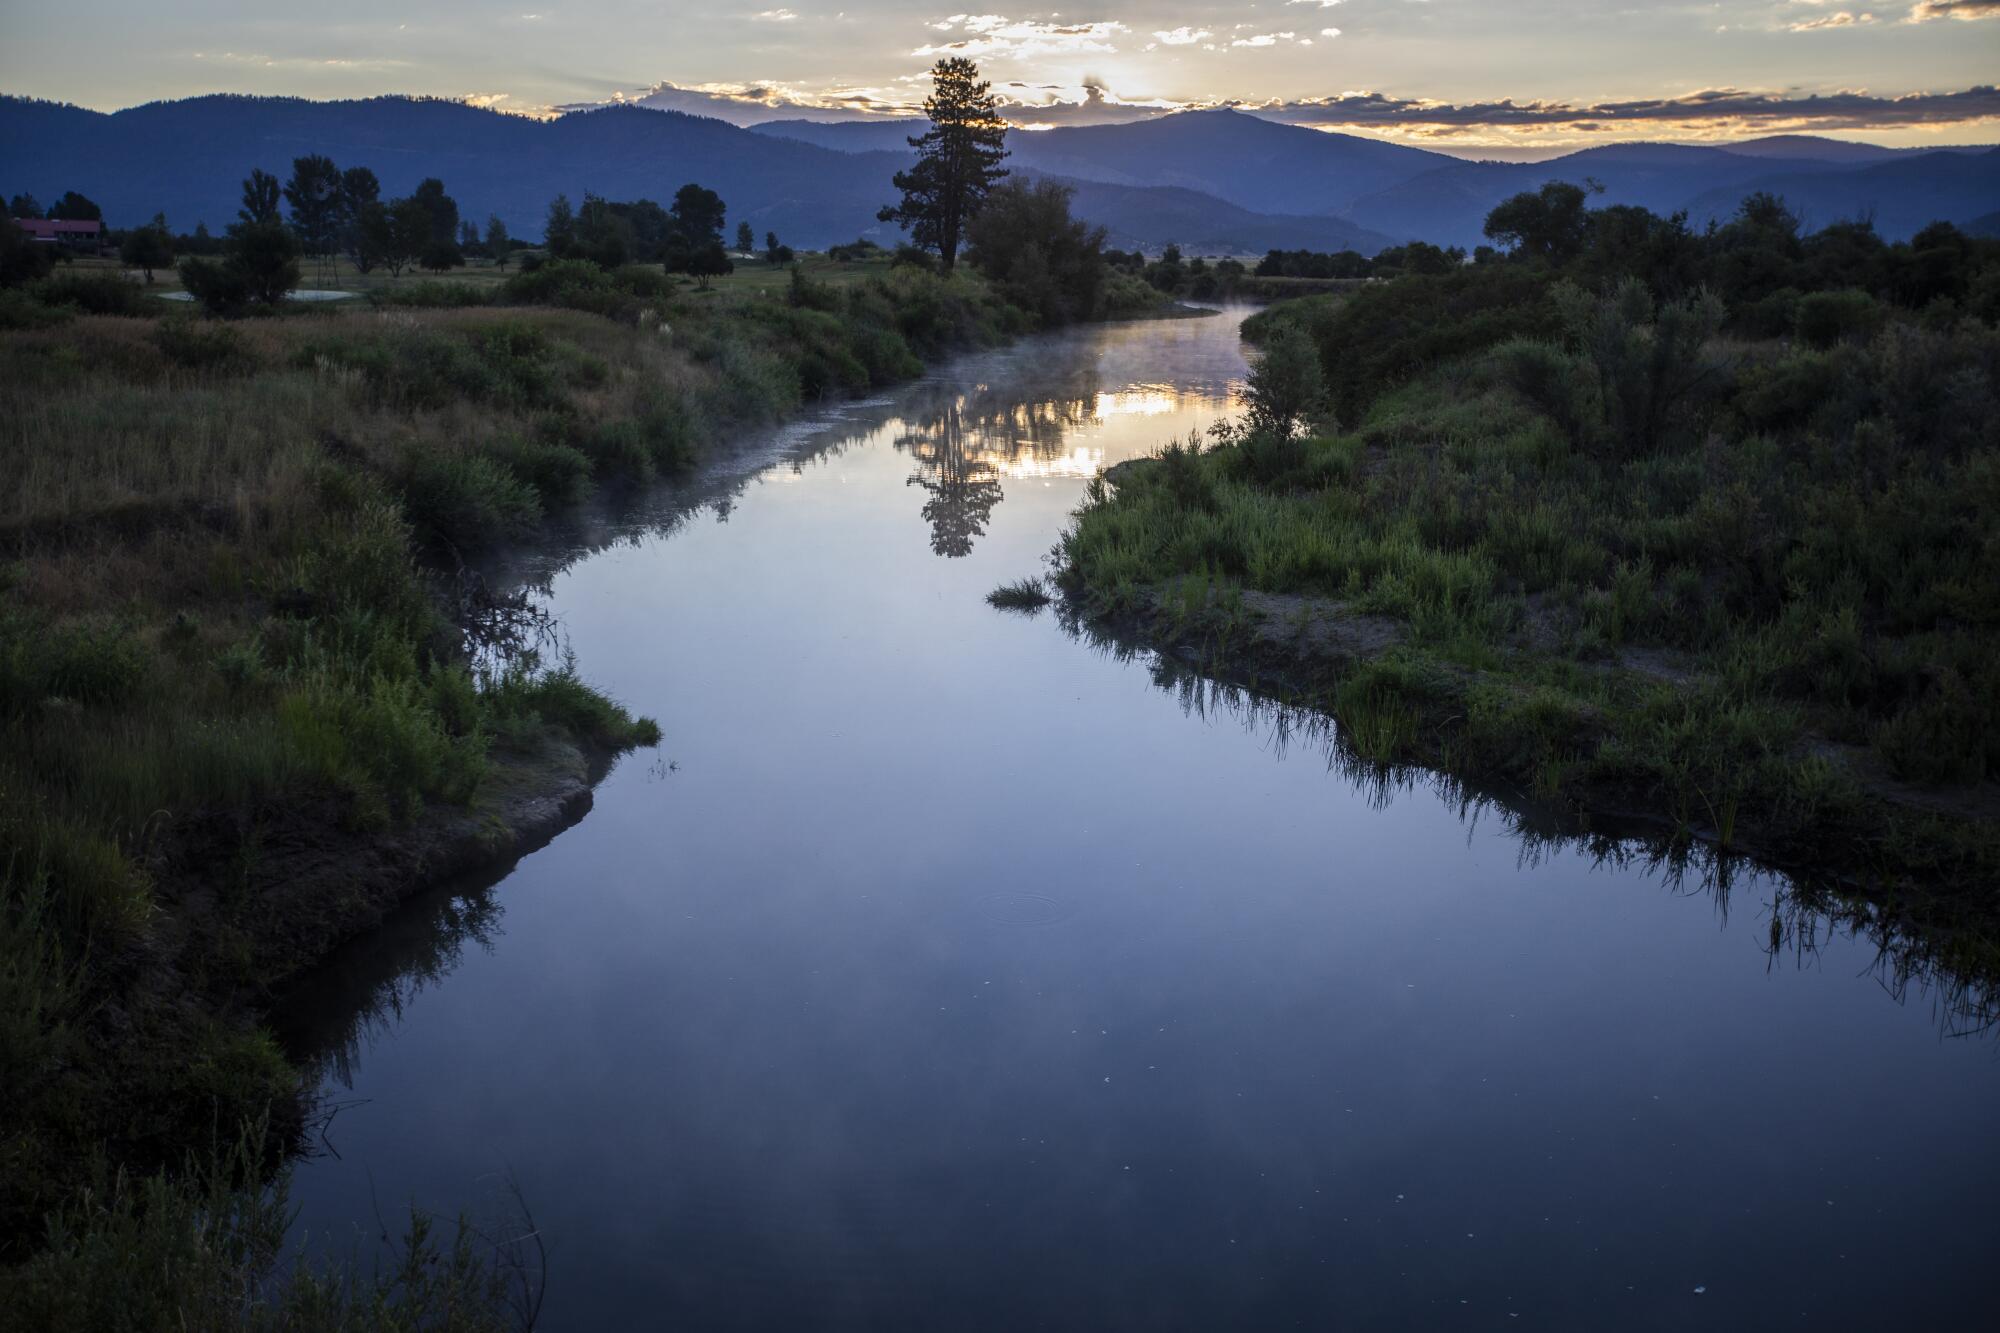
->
[48,190,102,222]
[283,154,343,260]
[965,178,1106,326]
[666,184,731,286]
[1245,326,1325,440]
[486,215,513,268]
[120,213,173,283]
[1484,181,1593,263]
[239,169,280,225]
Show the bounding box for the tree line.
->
[7,55,1151,329]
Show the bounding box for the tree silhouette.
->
[338,166,381,270]
[119,213,173,283]
[283,156,342,256]
[48,190,102,222]
[878,57,1009,272]
[239,169,280,225]
[486,215,513,268]
[544,194,577,257]
[667,183,732,286]
[1483,181,1593,262]
[410,178,460,254]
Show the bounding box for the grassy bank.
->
[1055,230,2000,908]
[0,261,1024,1309]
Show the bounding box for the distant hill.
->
[756,111,1999,249]
[1340,140,2000,246]
[5,95,1992,257]
[0,95,904,246]
[758,108,1455,217]
[1715,135,1906,164]
[751,118,926,156]
[1341,144,1840,246]
[0,95,1400,256]
[1045,177,1393,256]
[1682,148,2000,237]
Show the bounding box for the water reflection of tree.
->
[899,401,1003,558]
[896,385,1097,557]
[274,875,505,1097]
[1061,607,2000,1042]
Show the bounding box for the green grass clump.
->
[485,659,662,751]
[987,577,1053,611]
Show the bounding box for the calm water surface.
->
[281,309,2000,1330]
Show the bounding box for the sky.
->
[2,1,1997,150]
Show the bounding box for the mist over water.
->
[277,310,2000,1330]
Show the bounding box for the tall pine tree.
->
[878,58,1008,272]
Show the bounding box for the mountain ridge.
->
[5,94,1995,256]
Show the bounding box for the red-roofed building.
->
[16,217,104,249]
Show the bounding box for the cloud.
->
[1152,27,1211,45]
[750,8,799,19]
[575,76,2000,140]
[605,79,908,124]
[998,79,1177,126]
[914,15,1128,61]
[1789,10,1876,29]
[189,50,410,72]
[1238,84,2000,135]
[1907,0,2000,17]
[1231,32,1300,47]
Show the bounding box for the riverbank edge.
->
[1055,465,1999,912]
[5,273,1107,1279]
[188,293,1235,1109]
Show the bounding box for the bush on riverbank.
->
[1059,200,2000,894]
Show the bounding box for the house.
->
[17,217,104,249]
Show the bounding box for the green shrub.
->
[1496,338,1594,447]
[0,288,70,329]
[1248,265,1561,424]
[489,435,593,504]
[33,272,152,317]
[0,798,153,948]
[279,675,486,819]
[500,258,639,320]
[152,318,251,372]
[369,280,493,309]
[1729,286,1800,339]
[1796,289,1884,349]
[0,616,150,715]
[399,453,543,549]
[1872,670,1992,786]
[483,659,660,750]
[176,257,251,317]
